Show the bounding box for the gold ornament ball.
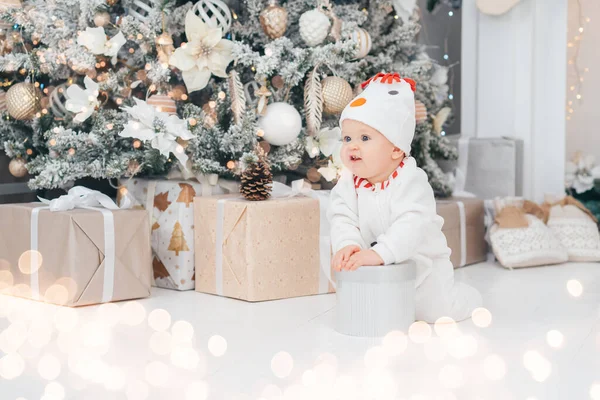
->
[415,100,428,123]
[6,83,41,120]
[8,158,27,178]
[94,11,111,27]
[321,76,354,115]
[147,94,177,115]
[260,0,288,39]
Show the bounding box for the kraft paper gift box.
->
[118,177,238,291]
[0,203,152,306]
[440,136,524,199]
[436,198,487,268]
[193,191,335,302]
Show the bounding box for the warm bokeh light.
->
[271,351,294,379]
[38,354,61,380]
[172,320,194,343]
[434,316,458,337]
[567,279,583,297]
[126,380,149,400]
[148,308,171,332]
[364,346,389,370]
[185,381,209,400]
[483,354,506,380]
[120,301,147,326]
[382,330,408,356]
[149,331,172,356]
[18,250,43,274]
[439,364,464,389]
[145,361,169,387]
[208,335,227,357]
[409,321,432,344]
[471,307,493,328]
[546,330,564,348]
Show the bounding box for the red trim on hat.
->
[360,73,417,92]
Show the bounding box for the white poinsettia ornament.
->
[565,153,600,194]
[169,9,234,92]
[305,127,342,158]
[119,98,195,167]
[77,27,126,64]
[65,76,100,123]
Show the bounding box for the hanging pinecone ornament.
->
[259,0,288,39]
[240,147,273,201]
[299,9,331,47]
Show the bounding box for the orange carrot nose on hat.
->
[340,72,416,155]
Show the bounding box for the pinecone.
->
[240,147,273,201]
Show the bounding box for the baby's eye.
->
[361,135,370,141]
[343,136,351,142]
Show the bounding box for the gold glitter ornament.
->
[259,0,288,39]
[8,157,27,178]
[321,76,353,115]
[6,82,41,120]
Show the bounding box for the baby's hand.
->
[332,245,361,272]
[345,249,384,271]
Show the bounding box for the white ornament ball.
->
[193,0,232,34]
[299,9,331,47]
[258,102,302,146]
[351,28,372,59]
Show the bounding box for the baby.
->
[328,72,482,323]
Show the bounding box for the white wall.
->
[461,0,568,202]
[566,0,600,162]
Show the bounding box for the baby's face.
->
[341,119,404,181]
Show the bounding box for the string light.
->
[566,0,589,120]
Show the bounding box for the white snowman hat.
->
[340,72,416,154]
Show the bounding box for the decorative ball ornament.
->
[258,102,302,146]
[93,10,111,27]
[8,157,27,178]
[106,0,119,5]
[127,0,153,23]
[49,84,74,118]
[350,28,372,59]
[147,94,177,115]
[321,76,353,115]
[192,0,232,34]
[259,0,288,39]
[0,89,6,113]
[299,9,331,47]
[6,83,41,120]
[415,100,427,123]
[0,0,22,30]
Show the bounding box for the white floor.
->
[0,261,599,400]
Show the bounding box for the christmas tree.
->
[168,221,189,256]
[0,0,457,196]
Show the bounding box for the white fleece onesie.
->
[328,156,482,322]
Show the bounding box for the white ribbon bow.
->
[39,186,131,211]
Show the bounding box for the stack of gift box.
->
[0,136,526,306]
